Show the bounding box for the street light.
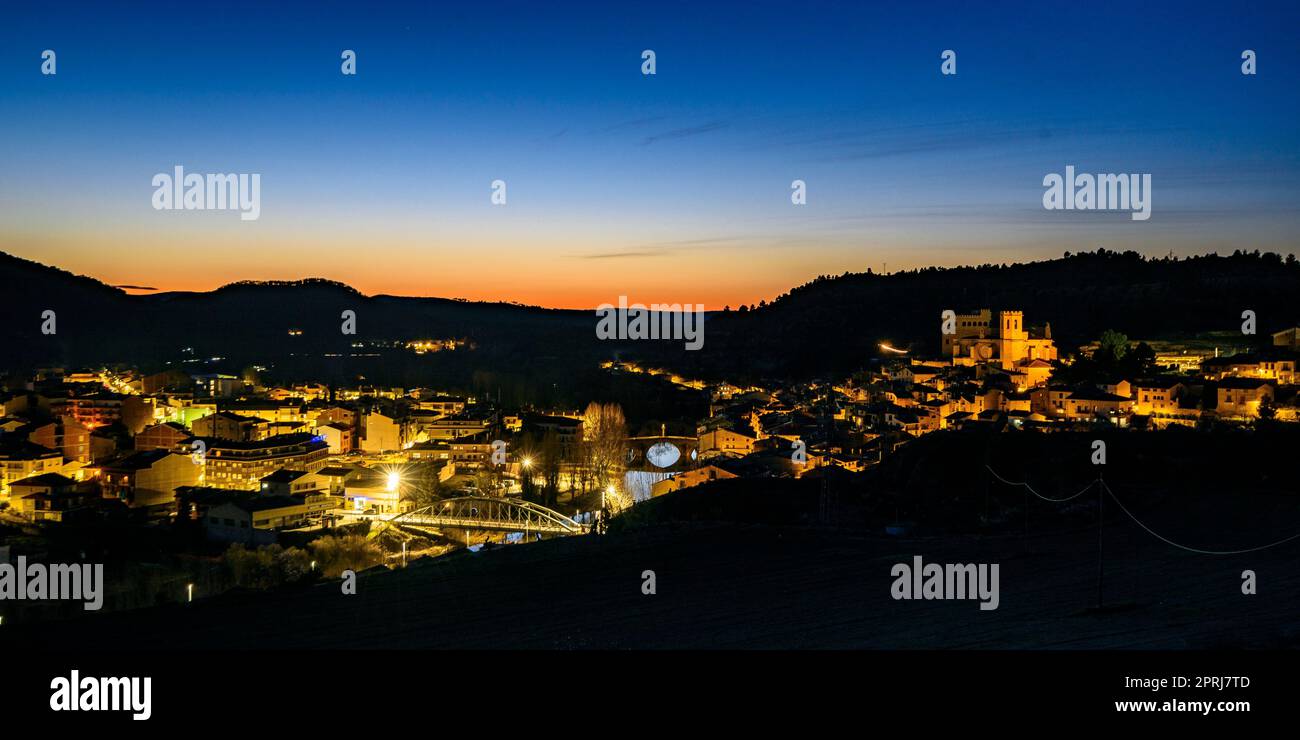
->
[186,583,194,603]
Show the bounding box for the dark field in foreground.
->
[5,504,1298,650]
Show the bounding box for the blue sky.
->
[2,0,1298,307]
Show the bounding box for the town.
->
[2,305,1298,620]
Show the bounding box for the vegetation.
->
[307,533,383,578]
[223,532,385,588]
[1052,330,1160,385]
[628,249,1300,382]
[225,544,312,589]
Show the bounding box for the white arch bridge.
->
[361,496,589,536]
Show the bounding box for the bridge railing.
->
[389,496,589,535]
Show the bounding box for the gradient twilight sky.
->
[2,0,1299,309]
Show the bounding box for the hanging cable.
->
[986,464,1300,555]
[1100,480,1300,555]
[984,465,1096,502]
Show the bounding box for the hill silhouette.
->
[3,249,1298,388]
[649,248,1300,380]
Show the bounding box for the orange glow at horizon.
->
[5,225,1226,311]
[2,228,839,311]
[107,264,797,311]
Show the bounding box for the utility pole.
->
[819,407,831,525]
[1096,474,1105,611]
[1023,484,1029,537]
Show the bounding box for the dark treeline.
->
[637,249,1300,381]
[4,249,1298,391]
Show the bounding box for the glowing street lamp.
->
[386,472,400,492]
[186,583,194,603]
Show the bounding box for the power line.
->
[985,464,1300,555]
[984,465,1096,502]
[1100,480,1300,555]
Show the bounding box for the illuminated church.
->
[942,309,1057,377]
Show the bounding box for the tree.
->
[1095,329,1129,366]
[520,465,538,502]
[582,402,627,494]
[473,467,499,497]
[1258,397,1277,422]
[1126,341,1157,376]
[404,461,444,508]
[538,430,563,508]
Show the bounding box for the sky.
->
[2,0,1299,309]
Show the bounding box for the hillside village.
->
[1,309,1298,550]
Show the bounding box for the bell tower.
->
[998,310,1027,368]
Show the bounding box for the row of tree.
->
[520,402,629,510]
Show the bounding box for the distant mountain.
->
[3,249,1298,388]
[1,250,583,362]
[0,250,707,420]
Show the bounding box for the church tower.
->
[997,310,1028,368]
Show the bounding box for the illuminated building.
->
[1273,327,1300,351]
[313,421,353,454]
[46,390,124,428]
[650,465,737,497]
[192,373,243,398]
[192,411,268,442]
[408,410,494,442]
[1214,378,1275,419]
[1040,386,1135,421]
[6,473,90,522]
[201,433,330,491]
[361,411,406,453]
[0,441,63,500]
[1131,379,1187,416]
[343,467,406,514]
[1202,352,1297,385]
[134,422,195,452]
[941,309,1058,375]
[203,496,312,544]
[697,427,757,457]
[29,417,91,463]
[93,449,202,516]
